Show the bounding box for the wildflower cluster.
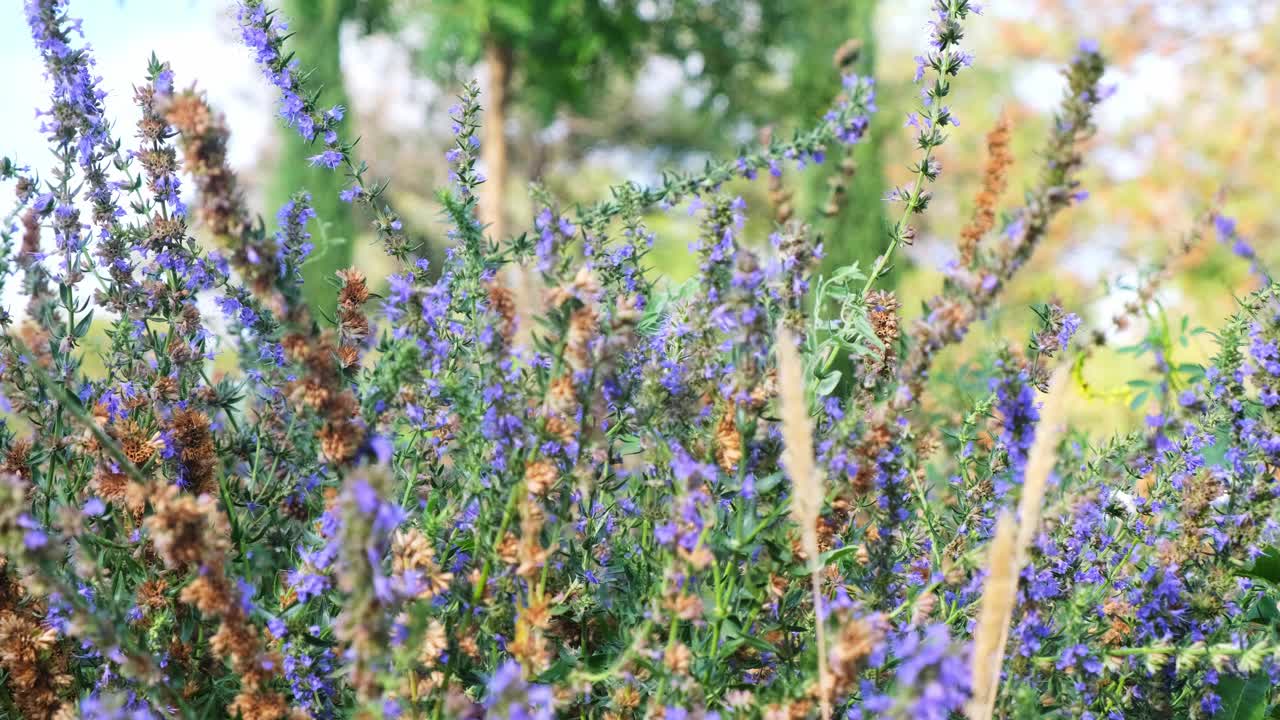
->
[1,1,1278,720]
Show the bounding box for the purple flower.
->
[339,183,363,202]
[654,521,677,546]
[24,528,48,550]
[887,624,970,720]
[308,149,344,169]
[991,366,1041,496]
[287,569,331,603]
[1057,312,1081,351]
[237,1,345,157]
[485,660,554,720]
[370,435,394,465]
[351,480,379,515]
[1214,215,1237,239]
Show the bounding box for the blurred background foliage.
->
[275,0,891,287]
[27,0,1280,439]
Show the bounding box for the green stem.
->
[472,480,523,605]
[572,618,656,684]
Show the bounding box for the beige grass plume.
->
[968,365,1069,720]
[775,326,831,720]
[967,509,1018,720]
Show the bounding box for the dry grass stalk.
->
[775,326,830,720]
[968,366,1069,720]
[776,328,819,554]
[1014,366,1069,564]
[968,509,1018,720]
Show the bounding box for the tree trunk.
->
[482,39,538,345]
[480,40,512,242]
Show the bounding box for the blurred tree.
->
[405,0,883,253]
[657,2,887,280]
[268,0,390,314]
[410,1,661,242]
[800,4,889,283]
[272,0,887,301]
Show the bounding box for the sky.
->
[0,1,277,324]
[1,1,272,172]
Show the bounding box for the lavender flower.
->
[484,660,554,720]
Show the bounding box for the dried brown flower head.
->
[833,38,864,69]
[391,528,453,601]
[524,459,558,496]
[565,306,599,372]
[663,641,692,675]
[714,408,742,474]
[0,607,73,717]
[959,113,1013,266]
[2,440,32,481]
[165,90,249,239]
[145,485,230,570]
[169,407,217,495]
[488,283,518,342]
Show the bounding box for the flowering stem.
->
[861,0,973,295]
[16,337,147,484]
[577,81,875,229]
[863,155,932,295]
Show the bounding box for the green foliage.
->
[807,262,880,398]
[1216,674,1270,720]
[24,2,1280,718]
[411,0,651,123]
[271,0,357,314]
